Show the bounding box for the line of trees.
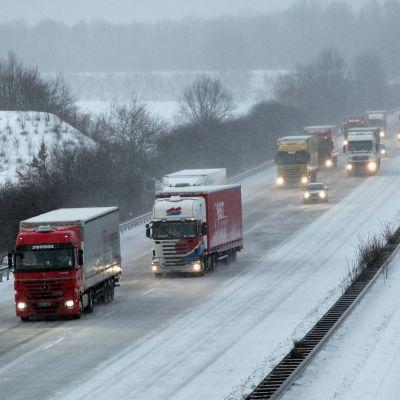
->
[0,45,397,253]
[1,1,400,76]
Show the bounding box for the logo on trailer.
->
[42,282,49,292]
[167,207,182,216]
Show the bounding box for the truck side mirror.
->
[145,224,151,238]
[77,249,84,266]
[201,222,208,236]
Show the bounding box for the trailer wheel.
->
[231,249,237,262]
[109,279,115,301]
[103,281,111,304]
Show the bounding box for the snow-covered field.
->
[0,111,94,183]
[56,148,400,400]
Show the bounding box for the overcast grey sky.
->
[0,0,379,25]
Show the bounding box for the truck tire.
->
[20,317,30,322]
[210,255,217,272]
[333,157,338,168]
[231,249,237,262]
[103,281,111,304]
[154,273,162,278]
[85,290,94,313]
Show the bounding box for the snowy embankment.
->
[281,239,400,399]
[56,152,400,400]
[0,111,94,183]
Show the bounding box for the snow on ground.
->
[281,242,400,400]
[56,152,400,400]
[0,111,95,183]
[0,276,13,305]
[281,251,400,400]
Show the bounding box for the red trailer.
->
[10,207,122,321]
[146,185,243,276]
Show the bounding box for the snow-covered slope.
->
[0,111,95,183]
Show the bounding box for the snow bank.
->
[281,249,400,400]
[0,111,95,183]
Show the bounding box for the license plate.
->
[38,301,51,307]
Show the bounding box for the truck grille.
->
[352,156,369,161]
[21,280,66,300]
[161,240,195,268]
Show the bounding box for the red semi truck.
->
[146,185,243,276]
[9,207,122,321]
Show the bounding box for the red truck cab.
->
[10,207,122,321]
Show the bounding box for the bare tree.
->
[177,75,235,125]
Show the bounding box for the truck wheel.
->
[20,317,30,322]
[154,273,162,278]
[333,157,338,168]
[85,290,94,313]
[210,256,217,272]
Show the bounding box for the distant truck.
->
[162,169,226,188]
[346,127,381,176]
[9,208,122,321]
[146,185,243,277]
[275,135,319,186]
[304,125,339,168]
[366,110,387,138]
[342,115,366,152]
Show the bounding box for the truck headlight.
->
[192,261,202,272]
[319,191,326,199]
[343,140,348,146]
[301,176,308,184]
[368,161,377,171]
[381,148,386,155]
[65,299,74,308]
[325,159,333,168]
[17,302,27,310]
[276,177,284,186]
[346,164,353,170]
[397,133,400,140]
[151,260,159,272]
[380,130,385,138]
[304,192,310,199]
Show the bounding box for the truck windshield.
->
[348,141,373,152]
[152,221,198,240]
[275,151,309,164]
[15,244,75,272]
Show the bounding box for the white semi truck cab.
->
[346,127,381,176]
[148,196,207,275]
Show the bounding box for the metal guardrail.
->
[118,160,275,234]
[245,228,400,400]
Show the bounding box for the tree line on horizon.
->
[0,44,398,253]
[1,1,400,77]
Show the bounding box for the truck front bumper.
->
[15,295,80,318]
[151,260,203,274]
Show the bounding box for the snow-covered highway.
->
[0,116,399,400]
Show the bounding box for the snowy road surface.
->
[0,116,399,400]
